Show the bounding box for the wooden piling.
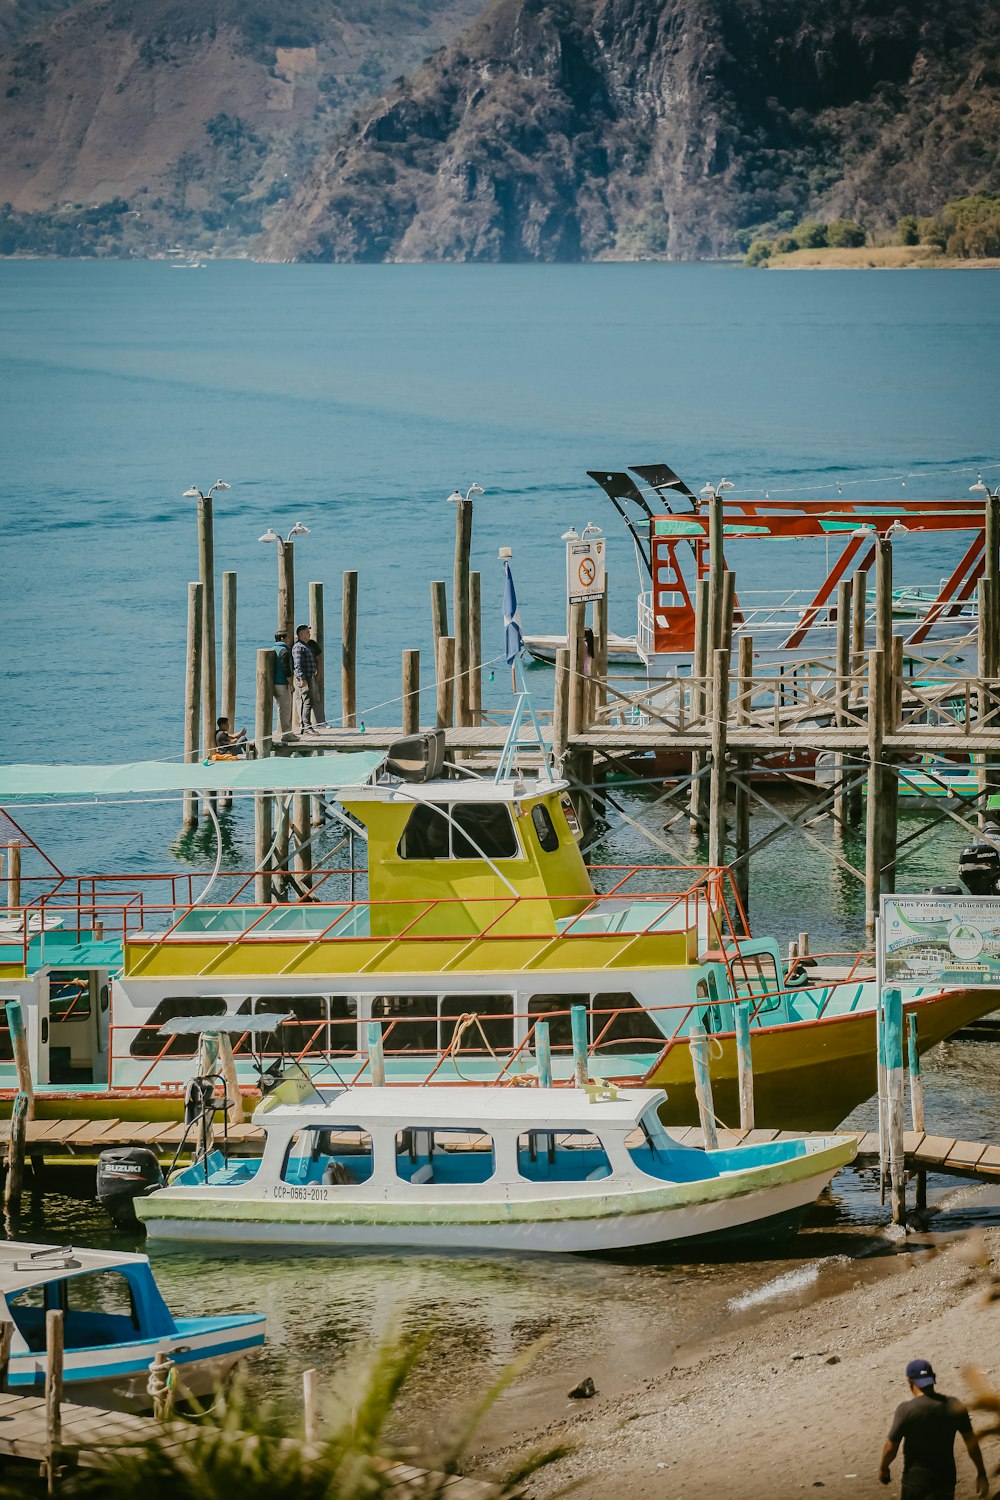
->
[689,1031,718,1150]
[882,985,906,1226]
[535,1020,553,1088]
[197,496,217,763]
[865,647,886,934]
[568,599,587,736]
[436,636,455,729]
[907,1012,926,1211]
[254,647,274,904]
[722,567,736,654]
[366,1021,386,1087]
[553,648,570,771]
[273,797,290,900]
[309,581,325,727]
[221,571,237,723]
[292,793,312,892]
[182,580,203,827]
[402,650,420,734]
[834,578,852,829]
[6,1001,34,1121]
[303,1368,319,1447]
[3,1091,27,1214]
[469,571,482,725]
[707,489,725,651]
[594,575,609,712]
[875,537,892,658]
[341,570,358,729]
[430,579,449,658]
[44,1308,63,1495]
[0,1321,12,1393]
[453,498,473,727]
[5,843,20,915]
[570,1004,589,1089]
[690,576,711,835]
[708,646,729,868]
[734,1004,755,1131]
[733,754,751,914]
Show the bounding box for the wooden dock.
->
[0,1388,511,1497]
[672,1126,1000,1182]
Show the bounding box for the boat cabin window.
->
[236,996,358,1056]
[592,992,665,1053]
[731,953,780,1009]
[0,1012,13,1061]
[627,1109,675,1174]
[48,973,92,1023]
[282,1127,374,1185]
[372,995,438,1051]
[516,1131,612,1183]
[439,995,514,1052]
[8,1272,140,1352]
[528,994,590,1049]
[395,1128,495,1184]
[130,998,226,1057]
[398,802,519,861]
[530,804,560,853]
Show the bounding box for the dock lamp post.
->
[183,480,230,759]
[259,522,310,644]
[447,484,484,727]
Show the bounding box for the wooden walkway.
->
[0,1389,509,1497]
[673,1127,1000,1181]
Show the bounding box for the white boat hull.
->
[139,1161,845,1254]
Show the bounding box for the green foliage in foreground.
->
[0,1334,571,1500]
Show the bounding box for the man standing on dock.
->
[273,629,293,740]
[879,1359,988,1499]
[292,623,319,733]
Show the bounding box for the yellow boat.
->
[0,743,994,1130]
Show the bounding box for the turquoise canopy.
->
[0,752,386,801]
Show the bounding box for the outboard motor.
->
[96,1147,163,1231]
[957,822,1000,895]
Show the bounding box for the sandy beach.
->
[479,1227,1000,1500]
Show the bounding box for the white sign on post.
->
[566,537,606,604]
[879,893,1000,986]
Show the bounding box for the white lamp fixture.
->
[851,523,876,539]
[581,520,603,539]
[561,526,580,543]
[183,480,230,501]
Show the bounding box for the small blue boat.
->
[0,1241,265,1410]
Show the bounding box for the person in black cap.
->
[879,1358,988,1499]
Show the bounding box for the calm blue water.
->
[2,261,999,927]
[2,262,1000,1442]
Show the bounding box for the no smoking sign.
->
[566,538,606,603]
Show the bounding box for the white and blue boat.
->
[0,1241,266,1409]
[134,1082,857,1254]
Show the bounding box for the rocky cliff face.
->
[0,0,484,251]
[260,0,1000,261]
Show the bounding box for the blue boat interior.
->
[4,1264,175,1352]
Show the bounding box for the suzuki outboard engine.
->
[958,822,1000,895]
[96,1147,163,1230]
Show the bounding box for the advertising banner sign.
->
[566,537,606,604]
[880,894,1000,986]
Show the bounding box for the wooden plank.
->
[944,1140,988,1169]
[61,1119,123,1148]
[910,1134,956,1168]
[977,1145,1000,1175]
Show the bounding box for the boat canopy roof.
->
[344,774,568,805]
[0,752,386,800]
[0,1240,153,1295]
[256,1084,664,1132]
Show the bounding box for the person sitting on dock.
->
[292,624,319,733]
[879,1358,988,1499]
[272,629,293,741]
[214,717,255,759]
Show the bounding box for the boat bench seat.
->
[410,1163,434,1185]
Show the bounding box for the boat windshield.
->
[7,1269,142,1351]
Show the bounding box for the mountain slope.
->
[259,0,1000,262]
[0,0,485,250]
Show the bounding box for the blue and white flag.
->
[502,560,524,666]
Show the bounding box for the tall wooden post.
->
[292,794,312,892]
[254,647,274,904]
[197,496,217,762]
[183,580,203,828]
[436,636,455,729]
[553,648,570,771]
[469,571,483,725]
[907,1012,926,1211]
[708,647,729,868]
[689,1031,718,1150]
[707,489,725,652]
[3,1091,27,1213]
[722,568,736,654]
[6,843,21,915]
[430,579,449,658]
[834,578,852,830]
[309,581,325,727]
[44,1308,63,1495]
[453,498,473,727]
[277,539,295,646]
[568,599,587,736]
[221,571,237,726]
[6,1001,34,1121]
[402,650,420,734]
[733,634,753,912]
[594,575,609,712]
[882,986,906,1226]
[690,576,710,835]
[866,648,886,935]
[875,537,892,660]
[341,570,358,729]
[849,565,868,822]
[734,1004,755,1131]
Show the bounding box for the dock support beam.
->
[535,1020,553,1089]
[402,649,420,735]
[254,647,274,904]
[436,637,455,729]
[341,570,358,729]
[689,1029,718,1151]
[690,577,711,836]
[907,1013,926,1212]
[197,494,217,763]
[708,646,729,868]
[367,1021,386,1087]
[734,1004,755,1132]
[570,1004,589,1089]
[182,581,203,827]
[453,497,473,727]
[309,581,325,728]
[881,986,906,1226]
[469,571,482,726]
[865,648,886,935]
[553,649,570,773]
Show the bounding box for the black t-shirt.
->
[888,1391,972,1490]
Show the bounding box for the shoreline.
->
[764,247,1000,271]
[477,1223,1000,1499]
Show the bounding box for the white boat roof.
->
[257,1084,662,1131]
[346,775,568,805]
[0,1240,150,1295]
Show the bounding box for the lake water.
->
[1,262,1000,1442]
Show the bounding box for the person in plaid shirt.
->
[292,623,319,732]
